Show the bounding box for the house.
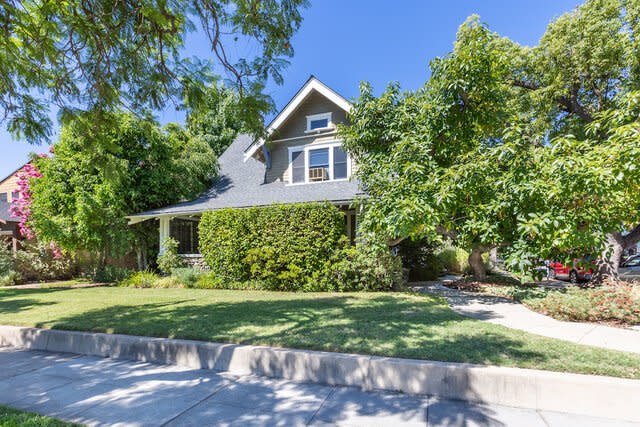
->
[128,76,363,260]
[0,163,27,254]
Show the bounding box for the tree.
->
[341,0,640,282]
[0,0,309,144]
[185,81,263,156]
[340,18,523,280]
[27,112,218,269]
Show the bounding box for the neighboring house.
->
[0,164,26,254]
[128,76,363,260]
[0,163,26,204]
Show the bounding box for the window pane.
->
[0,193,6,202]
[310,118,328,130]
[291,150,305,183]
[309,148,329,167]
[309,148,329,181]
[170,219,199,254]
[333,146,348,179]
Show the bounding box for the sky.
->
[0,0,582,179]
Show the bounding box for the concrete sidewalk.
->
[414,283,640,354]
[0,347,635,427]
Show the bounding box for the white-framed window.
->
[306,112,333,133]
[288,141,350,184]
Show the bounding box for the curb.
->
[1,325,638,422]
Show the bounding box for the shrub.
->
[120,270,161,288]
[92,265,132,283]
[533,285,640,325]
[0,271,23,286]
[199,203,347,291]
[171,267,205,287]
[0,247,14,276]
[14,241,76,281]
[318,242,404,292]
[437,247,469,274]
[157,237,186,274]
[395,238,442,281]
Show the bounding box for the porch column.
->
[159,217,170,255]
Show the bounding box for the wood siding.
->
[266,90,354,184]
[0,165,25,202]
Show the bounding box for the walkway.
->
[414,282,640,354]
[0,347,634,427]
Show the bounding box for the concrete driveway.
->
[0,347,635,427]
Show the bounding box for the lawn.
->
[0,404,78,426]
[0,287,639,379]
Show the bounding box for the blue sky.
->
[0,0,581,179]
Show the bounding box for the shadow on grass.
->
[27,292,549,367]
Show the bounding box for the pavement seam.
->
[576,324,599,344]
[536,410,551,427]
[306,385,336,426]
[158,374,242,427]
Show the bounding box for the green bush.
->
[157,237,186,274]
[0,247,14,276]
[318,243,404,292]
[437,247,469,274]
[199,203,347,291]
[395,238,442,281]
[171,267,205,287]
[15,241,77,281]
[0,270,23,286]
[120,270,161,288]
[92,265,132,283]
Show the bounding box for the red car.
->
[549,260,594,283]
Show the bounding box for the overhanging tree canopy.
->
[0,0,309,144]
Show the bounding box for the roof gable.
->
[244,76,351,162]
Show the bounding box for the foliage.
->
[532,285,640,326]
[157,237,186,274]
[318,242,404,292]
[27,112,217,265]
[395,238,442,281]
[199,203,347,291]
[0,247,14,276]
[14,241,76,282]
[171,267,206,287]
[339,0,640,282]
[186,82,262,156]
[436,248,469,274]
[120,271,162,288]
[0,270,23,286]
[0,404,79,426]
[92,266,132,283]
[2,286,640,378]
[0,0,309,144]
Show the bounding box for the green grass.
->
[0,404,79,426]
[0,287,639,379]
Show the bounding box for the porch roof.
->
[128,134,363,222]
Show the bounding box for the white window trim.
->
[305,112,333,133]
[287,140,351,185]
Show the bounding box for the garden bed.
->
[444,275,640,327]
[0,286,639,379]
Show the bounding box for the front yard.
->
[445,276,640,326]
[1,286,639,379]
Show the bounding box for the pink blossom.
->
[11,155,61,258]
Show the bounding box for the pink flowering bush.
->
[9,153,63,258]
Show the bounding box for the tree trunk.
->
[594,232,624,284]
[468,246,487,282]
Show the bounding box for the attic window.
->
[306,113,332,132]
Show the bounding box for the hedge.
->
[199,202,346,290]
[198,202,403,291]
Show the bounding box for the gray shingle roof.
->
[130,134,364,217]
